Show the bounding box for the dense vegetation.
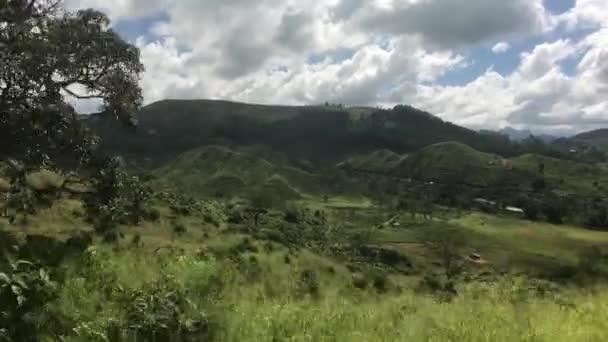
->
[87,99,599,169]
[2,1,608,341]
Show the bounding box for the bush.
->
[0,258,57,341]
[173,223,187,236]
[284,209,300,224]
[121,276,217,341]
[578,246,608,278]
[144,208,161,222]
[298,269,320,298]
[352,273,367,289]
[65,231,93,252]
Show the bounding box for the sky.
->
[64,0,608,135]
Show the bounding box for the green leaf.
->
[14,277,29,290]
[39,268,49,282]
[16,295,26,307]
[0,272,10,284]
[11,285,22,296]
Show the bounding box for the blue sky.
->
[67,0,608,134]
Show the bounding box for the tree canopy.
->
[0,0,143,169]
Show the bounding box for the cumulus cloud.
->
[492,42,511,54]
[64,0,166,19]
[356,0,551,49]
[65,0,608,133]
[557,0,608,30]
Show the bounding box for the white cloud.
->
[492,42,511,54]
[558,0,608,30]
[64,0,608,133]
[64,0,166,20]
[354,0,551,49]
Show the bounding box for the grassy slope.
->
[151,145,368,199]
[3,201,608,342]
[152,146,326,198]
[341,142,608,196]
[3,197,608,340]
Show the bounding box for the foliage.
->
[0,256,56,341]
[0,0,143,170]
[84,158,151,233]
[584,200,608,230]
[248,191,280,226]
[422,227,466,280]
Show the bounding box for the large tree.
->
[1,0,147,224]
[0,0,143,170]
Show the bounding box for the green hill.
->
[87,100,522,168]
[573,129,608,152]
[151,145,358,199]
[338,149,406,173]
[550,129,608,162]
[340,142,608,199]
[393,142,504,186]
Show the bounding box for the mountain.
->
[572,129,608,152]
[550,129,608,162]
[88,100,522,168]
[498,127,558,143]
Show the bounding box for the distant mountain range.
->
[496,127,560,143]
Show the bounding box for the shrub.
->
[0,258,57,341]
[578,246,608,278]
[122,276,217,341]
[173,223,187,236]
[144,208,161,222]
[298,269,320,298]
[65,231,93,252]
[284,208,300,224]
[352,273,367,289]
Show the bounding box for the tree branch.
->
[62,86,102,100]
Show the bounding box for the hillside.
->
[550,129,608,162]
[87,100,521,168]
[151,145,362,199]
[573,129,608,152]
[339,142,608,199]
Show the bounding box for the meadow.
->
[3,194,608,341]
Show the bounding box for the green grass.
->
[296,195,374,210]
[46,244,608,342]
[4,196,608,341]
[375,212,608,276]
[223,283,608,342]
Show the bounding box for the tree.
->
[543,195,567,225]
[83,157,150,234]
[423,227,466,280]
[1,0,143,170]
[248,191,280,226]
[1,1,144,225]
[584,200,608,230]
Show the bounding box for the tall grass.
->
[46,247,608,341]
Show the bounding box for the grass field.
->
[3,196,608,341]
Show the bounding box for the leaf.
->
[15,260,34,269]
[0,273,10,284]
[39,268,50,282]
[11,285,22,296]
[14,277,29,290]
[17,295,26,307]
